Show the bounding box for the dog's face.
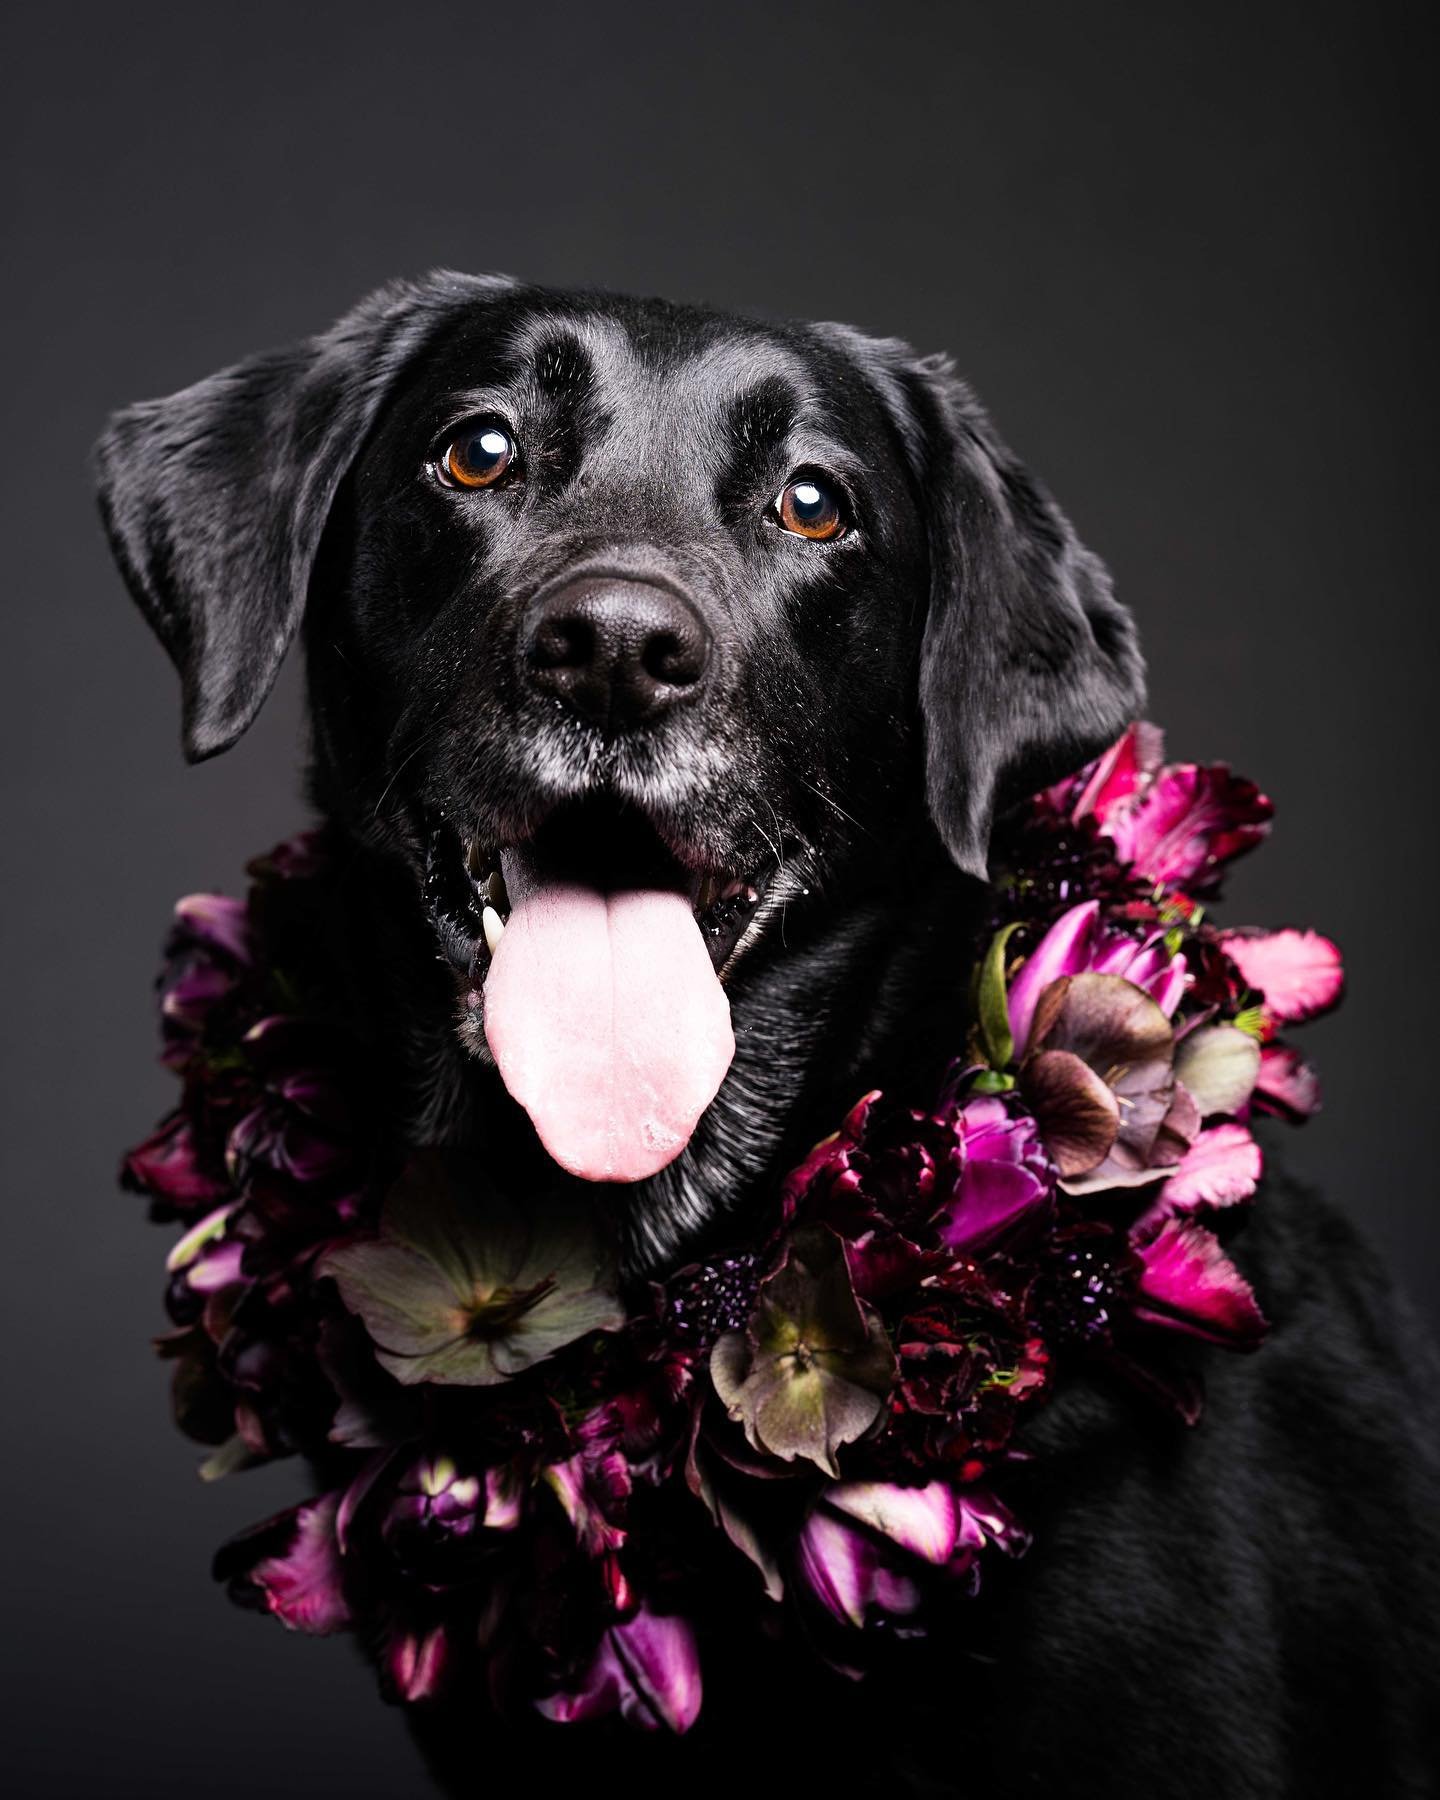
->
[97,273,1143,1189]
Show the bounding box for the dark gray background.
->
[3,3,1434,1793]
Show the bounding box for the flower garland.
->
[123,723,1342,1732]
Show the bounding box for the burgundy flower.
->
[122,1112,230,1213]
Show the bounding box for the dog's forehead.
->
[427,290,868,438]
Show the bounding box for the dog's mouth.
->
[423,802,774,1184]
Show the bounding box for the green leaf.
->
[976,922,1023,1069]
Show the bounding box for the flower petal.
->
[386,1621,450,1703]
[1174,1024,1261,1116]
[1254,1043,1322,1119]
[1021,1049,1120,1177]
[1006,902,1101,1060]
[607,1607,704,1733]
[825,1481,959,1564]
[1132,1221,1267,1348]
[1134,1124,1263,1237]
[1217,929,1344,1023]
[796,1508,922,1628]
[1106,764,1272,888]
[214,1492,351,1634]
[121,1113,230,1211]
[1074,721,1167,822]
[174,892,253,964]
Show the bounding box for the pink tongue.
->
[482,863,735,1182]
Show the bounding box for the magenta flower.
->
[932,1098,1053,1256]
[536,1606,702,1733]
[1131,1220,1267,1348]
[1042,723,1272,892]
[1132,1123,1263,1238]
[1043,719,1166,824]
[1105,763,1272,890]
[1007,901,1188,1061]
[795,1502,925,1627]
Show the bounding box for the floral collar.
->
[124,722,1341,1732]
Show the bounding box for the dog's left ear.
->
[900,355,1145,879]
[94,269,511,761]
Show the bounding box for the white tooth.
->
[482,905,505,955]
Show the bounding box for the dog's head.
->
[97,271,1143,1186]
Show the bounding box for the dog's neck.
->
[324,820,979,1282]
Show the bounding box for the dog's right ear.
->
[94,270,511,761]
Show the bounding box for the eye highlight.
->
[437,422,518,489]
[774,474,847,541]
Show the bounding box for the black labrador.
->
[96,273,1440,1797]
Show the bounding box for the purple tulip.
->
[1008,902,1188,1061]
[160,958,238,1034]
[796,1507,923,1628]
[933,1098,1053,1256]
[383,1455,484,1560]
[536,1606,703,1733]
[173,892,254,966]
[795,1479,1023,1631]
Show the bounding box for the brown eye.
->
[775,475,847,541]
[439,423,517,489]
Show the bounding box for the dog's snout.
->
[524,577,711,732]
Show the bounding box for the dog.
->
[96,272,1440,1797]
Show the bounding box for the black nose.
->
[524,577,712,731]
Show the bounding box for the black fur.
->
[96,274,1439,1796]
